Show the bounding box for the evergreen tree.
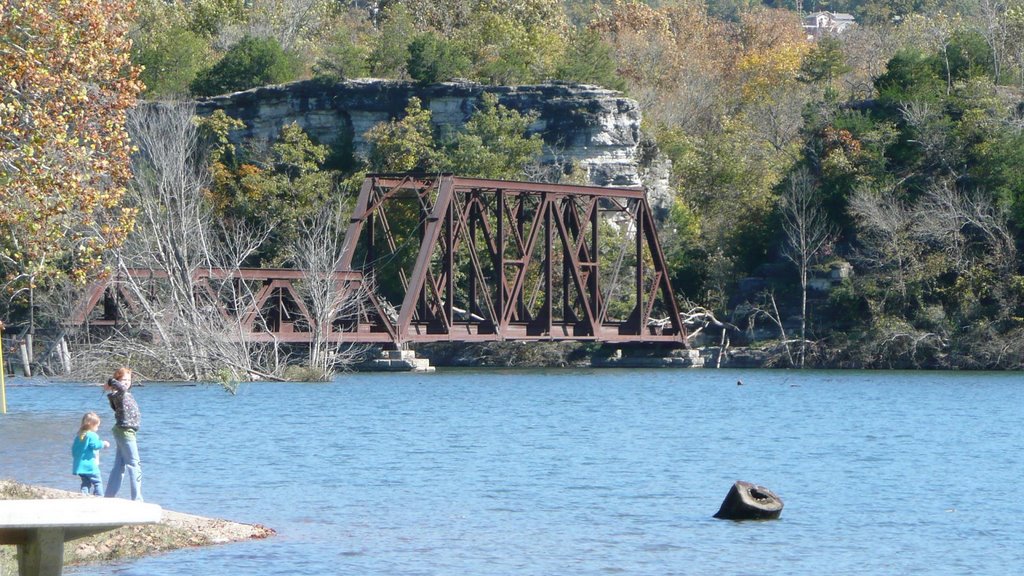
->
[191,36,302,97]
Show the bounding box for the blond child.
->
[72,412,110,495]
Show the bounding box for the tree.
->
[405,0,565,37]
[404,0,475,35]
[205,121,337,265]
[313,22,370,81]
[364,97,439,172]
[799,35,850,100]
[1,0,143,301]
[104,101,270,383]
[736,9,810,152]
[133,25,211,98]
[190,35,301,97]
[406,32,471,84]
[459,12,535,85]
[780,169,836,368]
[287,198,368,379]
[874,48,945,105]
[848,184,921,306]
[976,0,1010,85]
[554,27,625,91]
[182,0,247,38]
[839,23,903,98]
[443,93,543,179]
[457,9,565,85]
[1007,3,1024,87]
[367,3,416,78]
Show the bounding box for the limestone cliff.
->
[195,79,664,201]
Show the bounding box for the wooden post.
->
[1,320,6,414]
[19,341,32,378]
[59,337,72,375]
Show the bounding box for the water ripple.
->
[1,369,1021,575]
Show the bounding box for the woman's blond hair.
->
[78,412,101,439]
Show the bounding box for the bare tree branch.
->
[780,168,835,367]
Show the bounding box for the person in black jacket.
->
[103,366,143,501]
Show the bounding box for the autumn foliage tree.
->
[1,0,143,300]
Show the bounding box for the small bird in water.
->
[737,380,743,386]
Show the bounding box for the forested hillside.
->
[3,0,1024,376]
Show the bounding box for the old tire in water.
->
[713,480,783,520]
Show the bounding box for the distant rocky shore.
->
[0,480,274,576]
[411,341,778,369]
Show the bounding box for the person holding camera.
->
[103,366,143,501]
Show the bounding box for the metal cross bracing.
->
[337,174,686,345]
[72,175,686,347]
[71,268,374,344]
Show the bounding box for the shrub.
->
[191,35,301,97]
[406,32,470,84]
[134,25,211,98]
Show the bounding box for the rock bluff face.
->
[195,79,646,189]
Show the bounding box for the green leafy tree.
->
[367,3,417,78]
[134,25,211,98]
[799,36,850,100]
[457,7,566,85]
[941,30,995,84]
[191,35,301,97]
[1,0,143,293]
[443,93,543,179]
[364,97,439,172]
[459,12,535,84]
[406,32,471,84]
[555,28,626,91]
[874,48,945,105]
[184,0,247,38]
[1008,5,1024,87]
[665,119,784,300]
[314,25,370,81]
[659,197,706,301]
[203,120,336,265]
[807,109,898,232]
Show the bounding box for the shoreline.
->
[0,480,274,575]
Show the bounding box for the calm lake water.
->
[1,368,1021,575]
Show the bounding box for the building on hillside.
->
[803,11,856,40]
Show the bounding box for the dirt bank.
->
[0,480,274,575]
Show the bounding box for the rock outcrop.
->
[195,79,660,197]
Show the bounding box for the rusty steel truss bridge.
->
[74,175,686,347]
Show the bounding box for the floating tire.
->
[713,480,783,520]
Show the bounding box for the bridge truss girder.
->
[338,174,686,346]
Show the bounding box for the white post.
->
[59,338,72,375]
[19,342,32,378]
[1,321,7,413]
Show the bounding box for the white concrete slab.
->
[0,498,162,530]
[0,499,162,576]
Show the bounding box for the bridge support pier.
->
[591,347,704,368]
[356,349,435,372]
